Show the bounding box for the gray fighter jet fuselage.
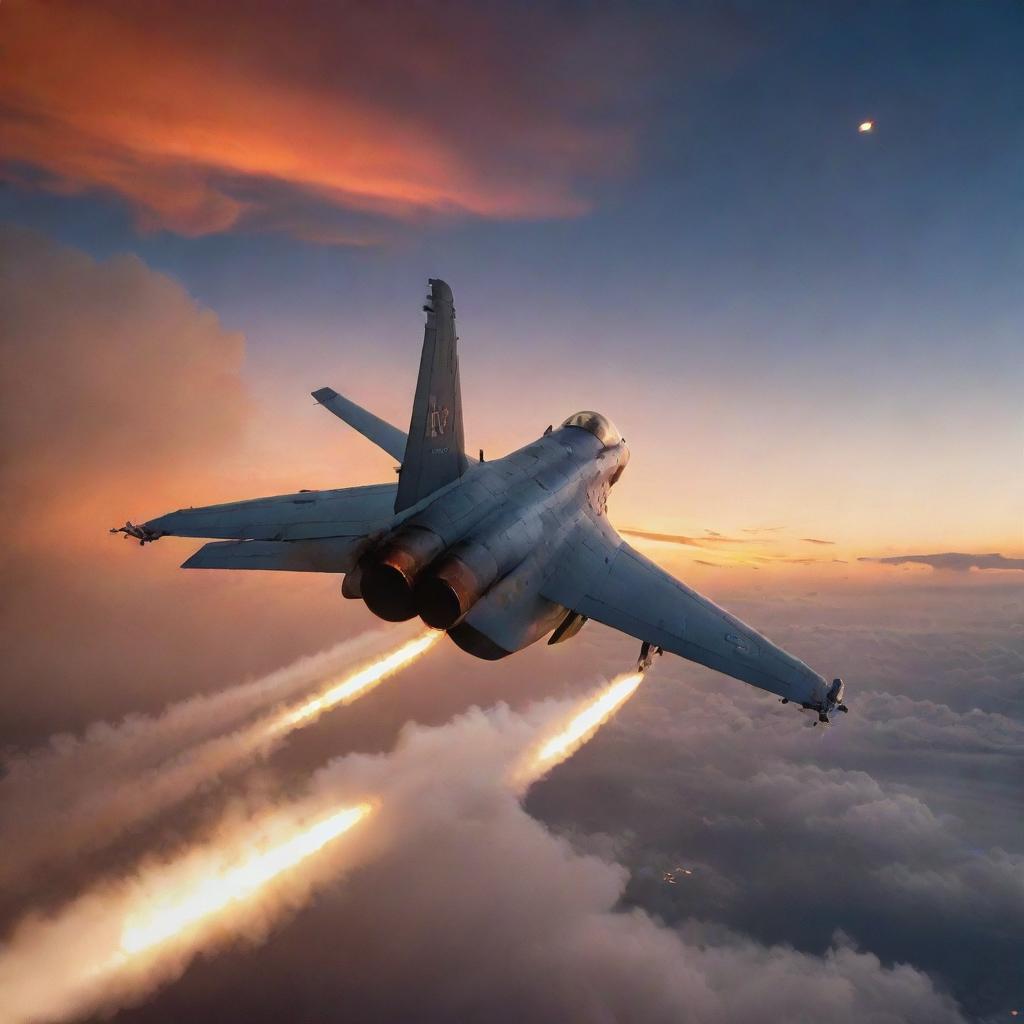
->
[114,279,847,723]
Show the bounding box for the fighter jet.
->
[113,279,847,723]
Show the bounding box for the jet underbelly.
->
[446,506,576,659]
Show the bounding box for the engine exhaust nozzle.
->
[361,527,445,622]
[415,551,498,630]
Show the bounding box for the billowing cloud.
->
[0,227,370,746]
[860,553,1024,572]
[6,694,962,1024]
[0,0,645,238]
[253,703,964,1024]
[0,226,247,536]
[530,586,1024,1020]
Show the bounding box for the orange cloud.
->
[0,1,635,237]
[0,227,314,736]
[0,226,249,547]
[0,227,425,745]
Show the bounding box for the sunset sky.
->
[3,0,1021,567]
[1,3,1022,1023]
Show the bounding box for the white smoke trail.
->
[0,797,376,1024]
[0,678,639,1024]
[0,625,428,888]
[0,675,966,1024]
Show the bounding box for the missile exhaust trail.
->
[0,801,374,1024]
[511,671,644,791]
[260,630,438,736]
[118,803,374,957]
[0,670,642,1024]
[0,630,439,888]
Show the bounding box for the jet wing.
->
[542,516,832,709]
[142,484,397,543]
[126,483,400,575]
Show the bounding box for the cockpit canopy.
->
[560,410,622,447]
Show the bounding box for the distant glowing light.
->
[858,120,874,133]
[663,866,694,885]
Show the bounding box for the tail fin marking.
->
[394,278,468,512]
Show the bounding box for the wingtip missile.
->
[110,521,161,545]
[637,641,664,673]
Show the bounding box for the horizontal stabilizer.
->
[182,538,361,572]
[312,387,407,463]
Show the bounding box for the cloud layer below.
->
[0,689,971,1024]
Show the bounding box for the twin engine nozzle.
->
[359,526,446,623]
[359,526,495,629]
[360,519,533,630]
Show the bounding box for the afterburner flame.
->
[0,801,374,1024]
[514,672,643,789]
[120,803,372,956]
[265,630,439,736]
[1,666,642,1024]
[3,631,439,877]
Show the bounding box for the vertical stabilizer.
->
[395,278,468,512]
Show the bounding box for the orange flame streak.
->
[0,662,641,1024]
[118,803,373,957]
[0,630,439,941]
[263,630,440,737]
[0,801,375,1024]
[512,672,643,790]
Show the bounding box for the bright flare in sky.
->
[858,120,874,132]
[2,668,642,1024]
[119,803,372,956]
[0,802,374,1024]
[514,672,644,789]
[265,630,439,736]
